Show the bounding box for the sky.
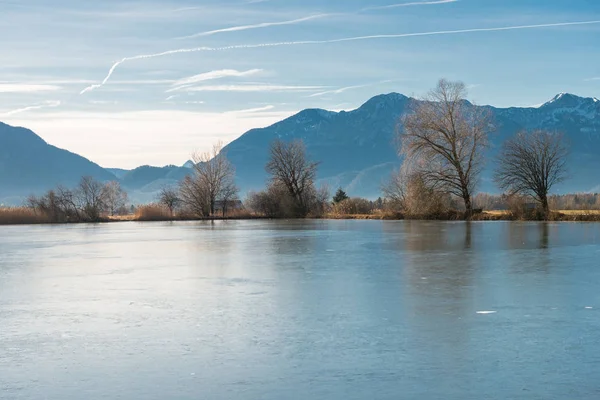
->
[1,0,599,168]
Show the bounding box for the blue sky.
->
[1,0,599,168]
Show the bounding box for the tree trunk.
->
[541,195,549,219]
[463,194,473,219]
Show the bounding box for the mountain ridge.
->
[0,122,116,204]
[1,92,599,205]
[222,91,599,196]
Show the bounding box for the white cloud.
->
[171,69,264,88]
[6,109,296,168]
[0,84,61,93]
[89,100,119,105]
[226,105,275,114]
[174,84,324,93]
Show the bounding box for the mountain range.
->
[1,92,599,205]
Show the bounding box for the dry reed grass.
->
[0,207,50,225]
[134,204,173,221]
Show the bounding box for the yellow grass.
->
[484,209,600,216]
[325,213,382,220]
[108,214,137,221]
[0,207,50,225]
[558,210,600,215]
[134,204,173,221]
[483,210,509,216]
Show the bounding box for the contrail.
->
[309,80,395,97]
[179,1,456,40]
[80,47,212,94]
[170,69,264,90]
[1,101,61,117]
[80,20,600,95]
[361,0,457,12]
[177,14,329,40]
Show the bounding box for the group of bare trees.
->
[246,140,329,218]
[179,142,238,217]
[155,138,327,219]
[156,142,240,218]
[386,79,569,219]
[27,176,128,222]
[23,80,569,223]
[166,79,569,221]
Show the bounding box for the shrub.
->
[245,182,330,218]
[135,204,173,221]
[331,197,374,215]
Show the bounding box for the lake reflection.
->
[1,220,599,400]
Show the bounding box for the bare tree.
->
[266,139,318,217]
[383,165,450,216]
[220,180,239,217]
[400,79,492,217]
[180,175,210,217]
[180,141,238,217]
[26,190,63,222]
[76,176,107,221]
[245,182,292,218]
[102,181,128,216]
[308,184,331,217]
[158,186,180,216]
[245,187,282,218]
[494,130,568,216]
[55,185,81,220]
[382,167,410,211]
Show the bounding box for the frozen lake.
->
[1,220,599,399]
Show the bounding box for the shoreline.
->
[2,211,600,226]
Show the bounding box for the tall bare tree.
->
[494,130,568,216]
[400,79,492,217]
[76,176,107,221]
[266,139,318,217]
[102,181,128,216]
[179,141,238,217]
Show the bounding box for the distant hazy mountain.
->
[102,165,191,204]
[224,93,407,197]
[106,168,129,179]
[0,122,115,204]
[1,92,598,205]
[223,92,600,197]
[119,165,187,189]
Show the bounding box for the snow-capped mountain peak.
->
[541,93,598,109]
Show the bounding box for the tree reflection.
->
[392,221,480,381]
[540,222,549,249]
